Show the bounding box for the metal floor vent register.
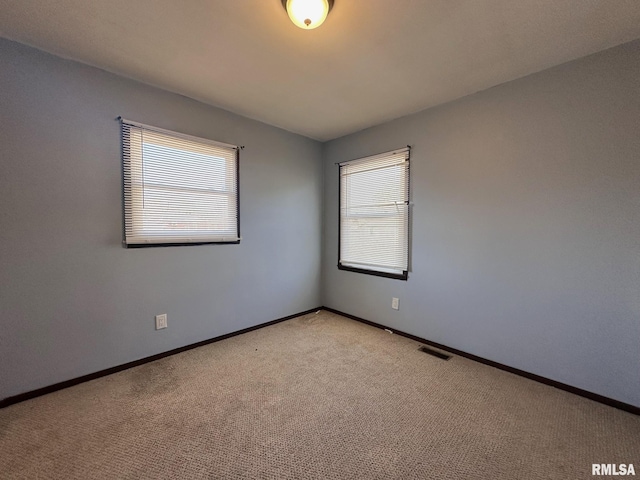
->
[418,346,451,361]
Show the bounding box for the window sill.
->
[124,240,240,248]
[338,264,408,281]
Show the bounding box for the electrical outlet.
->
[392,297,399,310]
[155,313,167,330]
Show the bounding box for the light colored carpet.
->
[1,310,638,479]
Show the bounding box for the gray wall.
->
[322,40,640,407]
[0,39,323,400]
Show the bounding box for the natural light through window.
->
[121,119,239,246]
[339,147,410,280]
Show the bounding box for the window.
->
[339,147,410,280]
[120,118,239,246]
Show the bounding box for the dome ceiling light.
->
[282,0,334,30]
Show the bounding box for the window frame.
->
[120,118,241,248]
[338,147,411,281]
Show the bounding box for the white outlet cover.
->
[392,298,399,310]
[155,314,167,330]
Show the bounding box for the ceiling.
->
[1,1,640,141]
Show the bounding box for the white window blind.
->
[339,147,410,279]
[121,118,239,245]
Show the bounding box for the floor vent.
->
[418,346,451,360]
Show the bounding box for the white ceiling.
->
[1,0,640,141]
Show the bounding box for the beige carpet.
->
[1,310,639,479]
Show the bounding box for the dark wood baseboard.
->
[322,306,640,416]
[0,307,322,409]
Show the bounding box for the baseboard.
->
[322,306,640,416]
[0,307,322,409]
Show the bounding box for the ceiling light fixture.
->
[282,0,334,30]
